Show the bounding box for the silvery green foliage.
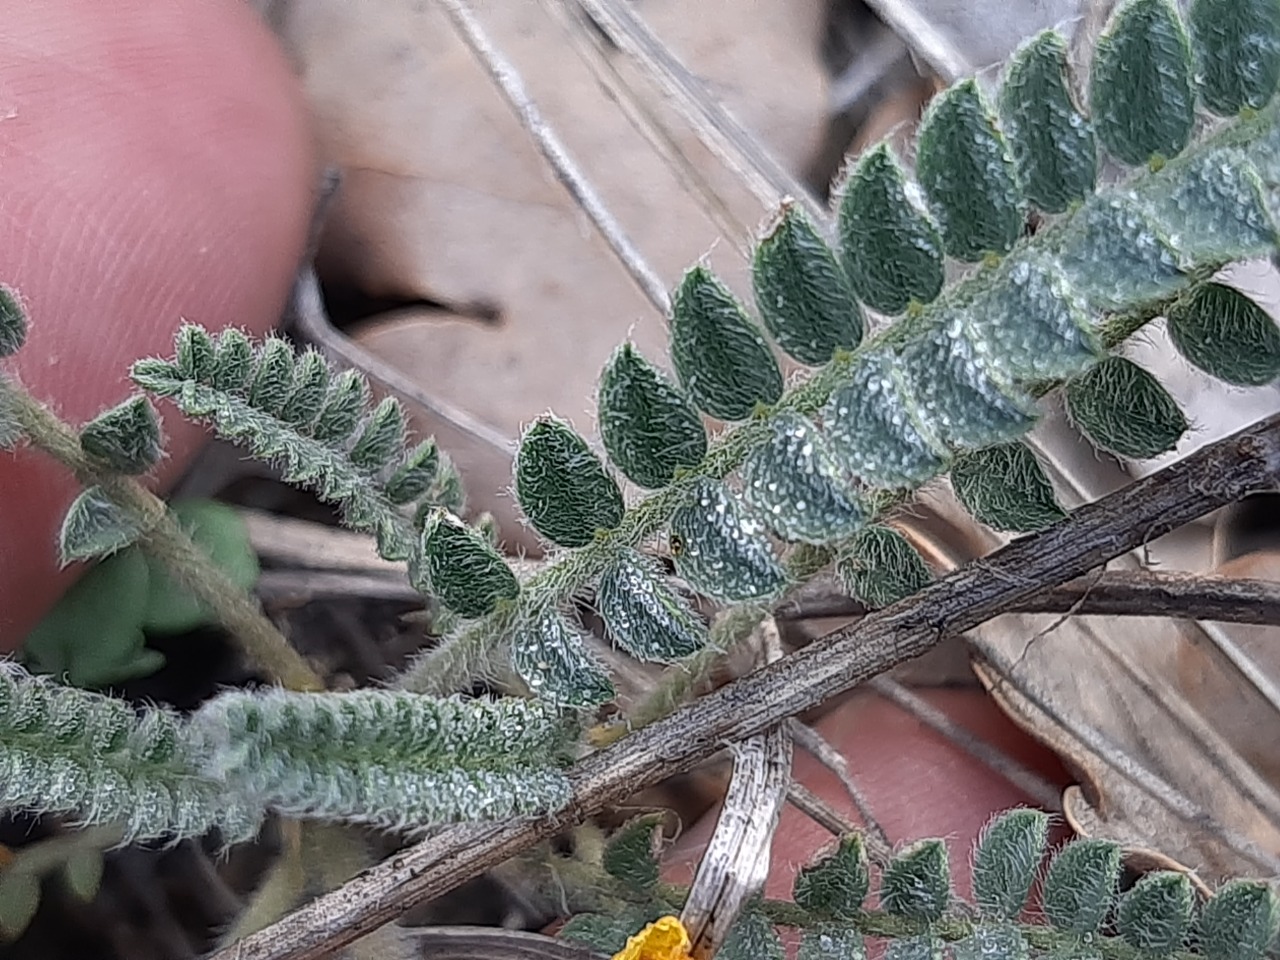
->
[78,395,163,475]
[881,840,951,922]
[1066,356,1189,459]
[1190,0,1280,117]
[190,688,571,829]
[1197,879,1280,960]
[884,936,944,960]
[511,608,614,708]
[1117,871,1194,955]
[0,661,253,844]
[596,549,708,662]
[1042,837,1123,934]
[58,485,150,563]
[798,925,866,960]
[1168,282,1280,386]
[792,834,869,921]
[973,808,1050,920]
[598,343,707,488]
[601,813,663,890]
[950,442,1066,533]
[670,478,786,602]
[515,416,624,548]
[417,509,519,618]
[131,326,453,563]
[718,908,785,960]
[669,266,782,421]
[837,526,932,609]
[752,203,864,365]
[0,285,25,358]
[741,411,865,544]
[951,925,1028,960]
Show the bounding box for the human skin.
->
[0,0,315,650]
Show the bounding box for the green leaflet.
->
[1136,149,1277,264]
[822,349,949,489]
[837,144,945,315]
[0,284,27,357]
[1168,282,1280,386]
[973,808,1050,920]
[669,266,783,421]
[1042,838,1122,935]
[916,79,1023,261]
[1117,871,1193,955]
[602,814,663,890]
[719,909,785,960]
[797,926,866,960]
[349,397,405,471]
[1090,0,1195,166]
[1053,196,1186,311]
[1066,356,1189,459]
[752,203,864,366]
[58,485,149,564]
[951,925,1028,960]
[79,395,164,475]
[950,442,1066,533]
[964,253,1100,383]
[999,31,1097,213]
[837,525,932,609]
[0,872,40,941]
[312,369,369,443]
[793,834,869,921]
[417,509,519,618]
[247,337,295,417]
[897,320,1039,450]
[1197,879,1280,960]
[670,478,785,602]
[515,416,625,548]
[880,840,951,922]
[596,549,707,662]
[278,349,330,427]
[1190,0,1280,116]
[740,411,865,544]
[511,609,614,708]
[385,440,441,505]
[175,324,216,381]
[598,344,707,489]
[0,387,21,450]
[211,328,253,392]
[560,909,666,956]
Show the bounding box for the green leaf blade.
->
[1066,356,1188,459]
[670,478,785,602]
[384,439,441,505]
[1117,870,1193,955]
[58,486,149,564]
[793,834,870,920]
[1042,838,1122,934]
[0,285,28,358]
[951,442,1066,533]
[838,144,945,315]
[999,31,1097,213]
[417,510,519,618]
[511,609,614,708]
[602,814,663,891]
[973,808,1050,920]
[837,525,933,609]
[951,924,1028,960]
[1090,0,1196,166]
[1190,0,1280,116]
[1197,879,1279,960]
[916,79,1023,261]
[752,203,864,366]
[348,396,405,471]
[1169,282,1280,386]
[881,839,951,921]
[597,550,707,662]
[79,395,164,475]
[515,416,624,548]
[670,266,782,421]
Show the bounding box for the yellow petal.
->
[611,915,693,960]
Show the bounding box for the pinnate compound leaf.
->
[384,439,440,505]
[417,509,519,618]
[741,411,864,544]
[965,254,1100,382]
[1168,282,1280,386]
[793,834,869,920]
[916,78,1022,261]
[719,909,784,960]
[837,526,932,609]
[881,839,950,921]
[898,321,1038,450]
[1054,196,1185,311]
[797,926,866,960]
[1197,879,1280,960]
[837,144,945,315]
[79,395,164,474]
[511,609,614,708]
[670,266,782,421]
[603,813,663,891]
[597,550,707,662]
[1189,0,1280,116]
[599,344,706,489]
[999,31,1096,213]
[1042,838,1122,934]
[752,203,863,366]
[951,925,1028,960]
[822,349,948,489]
[0,285,27,357]
[950,442,1066,533]
[973,808,1049,920]
[1066,356,1188,459]
[58,486,149,563]
[516,416,624,547]
[669,479,785,602]
[1091,0,1195,166]
[1117,870,1193,955]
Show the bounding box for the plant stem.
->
[3,378,322,692]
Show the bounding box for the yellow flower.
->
[611,916,693,960]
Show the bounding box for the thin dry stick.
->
[5,383,321,692]
[210,413,1280,960]
[433,0,671,315]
